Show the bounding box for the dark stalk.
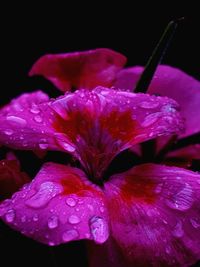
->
[135,18,184,93]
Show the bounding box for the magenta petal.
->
[102,164,200,267]
[0,157,30,200]
[0,163,109,246]
[0,91,59,151]
[166,144,200,160]
[50,87,183,178]
[29,49,127,92]
[115,65,200,138]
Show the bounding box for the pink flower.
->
[0,49,200,267]
[29,49,200,168]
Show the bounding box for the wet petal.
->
[0,90,49,114]
[0,157,29,200]
[115,65,200,138]
[102,163,200,267]
[0,92,59,151]
[0,163,108,246]
[50,87,183,179]
[29,49,127,92]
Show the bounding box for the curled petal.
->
[115,65,200,138]
[50,87,183,178]
[0,163,109,246]
[101,164,200,267]
[0,157,29,200]
[29,49,127,92]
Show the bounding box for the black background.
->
[0,6,200,267]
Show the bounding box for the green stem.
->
[134,18,184,93]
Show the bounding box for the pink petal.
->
[50,87,183,178]
[166,144,200,160]
[163,144,200,169]
[0,162,109,246]
[0,157,29,200]
[0,90,49,114]
[29,49,127,92]
[115,65,200,138]
[100,163,200,267]
[0,92,59,151]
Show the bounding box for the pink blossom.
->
[0,49,200,267]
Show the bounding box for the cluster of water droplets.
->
[0,180,108,245]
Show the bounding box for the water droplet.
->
[140,101,159,109]
[33,214,39,222]
[21,215,27,223]
[165,183,193,211]
[165,245,171,254]
[142,113,159,127]
[89,216,109,244]
[34,115,43,123]
[6,116,27,126]
[62,229,79,242]
[25,182,62,208]
[66,198,76,207]
[39,143,49,149]
[190,218,200,228]
[48,215,59,229]
[30,106,40,114]
[172,221,184,237]
[162,219,168,225]
[68,215,81,224]
[48,241,55,246]
[5,209,15,223]
[100,207,105,213]
[4,129,14,136]
[60,141,75,152]
[154,183,163,194]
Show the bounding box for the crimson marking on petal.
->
[100,109,138,141]
[119,174,157,204]
[60,174,103,198]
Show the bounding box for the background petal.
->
[0,154,30,200]
[115,65,200,138]
[29,49,127,92]
[102,163,200,267]
[0,162,109,246]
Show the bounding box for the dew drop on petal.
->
[48,215,59,229]
[89,216,109,244]
[68,215,81,224]
[34,115,43,123]
[30,106,40,114]
[190,218,200,229]
[4,129,14,136]
[5,209,15,223]
[62,229,79,242]
[66,198,76,207]
[141,113,159,127]
[6,116,27,126]
[21,215,27,223]
[25,182,62,208]
[48,241,55,246]
[139,101,159,109]
[172,221,184,237]
[33,214,39,222]
[165,183,193,211]
[39,143,49,150]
